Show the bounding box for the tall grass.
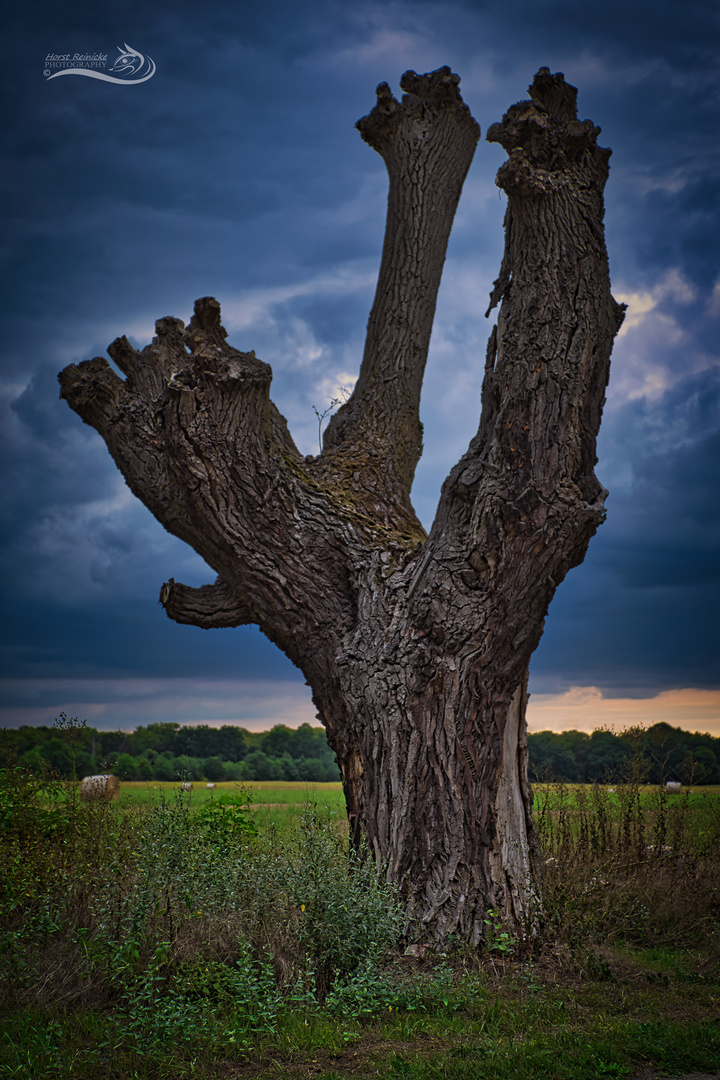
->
[1,725,719,1080]
[535,778,720,953]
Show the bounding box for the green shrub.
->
[286,805,404,997]
[192,791,258,842]
[0,750,403,1015]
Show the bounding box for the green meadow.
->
[117,779,347,832]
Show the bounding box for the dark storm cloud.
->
[1,368,302,687]
[2,0,718,726]
[630,179,720,287]
[597,372,720,607]
[4,1,381,336]
[531,364,720,694]
[2,596,300,682]
[529,555,718,697]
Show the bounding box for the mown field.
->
[1,771,719,1080]
[116,779,346,831]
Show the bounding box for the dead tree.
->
[59,67,624,944]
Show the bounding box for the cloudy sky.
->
[2,0,718,736]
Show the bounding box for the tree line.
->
[3,721,341,783]
[3,719,719,786]
[527,723,720,785]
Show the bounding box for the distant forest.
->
[526,723,720,785]
[3,722,340,784]
[3,720,719,786]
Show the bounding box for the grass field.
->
[116,779,720,841]
[112,777,720,809]
[112,779,347,833]
[1,771,718,1079]
[116,779,344,803]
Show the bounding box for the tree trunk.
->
[59,67,624,945]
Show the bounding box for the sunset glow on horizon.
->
[2,679,718,739]
[527,687,720,737]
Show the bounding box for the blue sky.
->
[2,0,719,734]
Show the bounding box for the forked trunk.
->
[59,68,624,945]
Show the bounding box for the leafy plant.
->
[192,790,258,842]
[483,909,516,956]
[286,804,404,997]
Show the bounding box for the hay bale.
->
[665,781,682,794]
[206,782,216,789]
[80,774,120,801]
[179,781,194,792]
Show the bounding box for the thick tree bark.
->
[59,68,624,945]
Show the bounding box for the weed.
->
[312,384,352,450]
[483,908,516,956]
[288,804,404,997]
[584,949,614,982]
[192,789,258,841]
[324,962,426,1020]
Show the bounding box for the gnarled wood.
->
[323,67,480,498]
[158,577,254,629]
[59,68,623,945]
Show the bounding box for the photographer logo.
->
[44,43,155,84]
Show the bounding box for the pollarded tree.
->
[59,67,625,944]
